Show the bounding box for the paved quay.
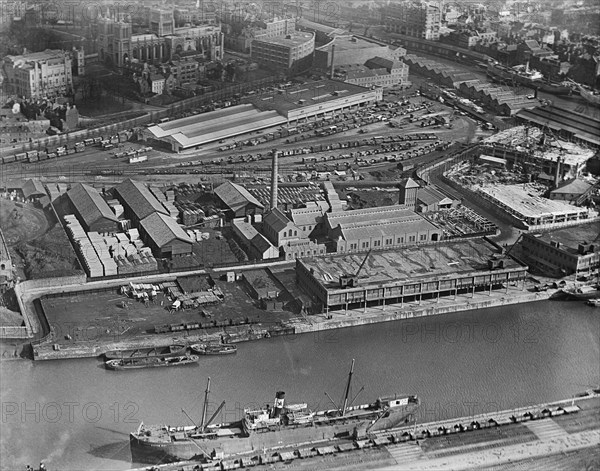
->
[13,266,556,360]
[128,395,600,471]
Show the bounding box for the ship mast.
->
[200,377,210,431]
[342,359,355,416]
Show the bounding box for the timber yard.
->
[1,2,600,471]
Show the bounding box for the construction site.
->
[443,125,600,231]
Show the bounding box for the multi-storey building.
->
[2,49,73,98]
[98,9,224,68]
[384,1,442,41]
[251,31,314,74]
[334,57,410,89]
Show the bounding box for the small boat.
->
[190,343,237,355]
[104,344,187,360]
[587,298,600,307]
[105,355,199,370]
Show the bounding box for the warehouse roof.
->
[214,181,264,213]
[140,212,192,247]
[22,179,46,199]
[326,205,417,230]
[114,179,168,221]
[67,183,118,227]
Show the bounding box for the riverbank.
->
[26,282,555,361]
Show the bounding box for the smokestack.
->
[554,156,561,188]
[330,44,336,79]
[271,391,285,418]
[270,148,278,210]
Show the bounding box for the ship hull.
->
[487,65,572,95]
[130,404,418,464]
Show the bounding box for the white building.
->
[3,49,73,98]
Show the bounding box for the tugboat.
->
[129,360,419,464]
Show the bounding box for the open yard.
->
[40,274,296,347]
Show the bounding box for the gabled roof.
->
[264,207,294,232]
[22,179,46,199]
[114,179,167,221]
[140,212,192,247]
[67,183,118,226]
[399,177,420,190]
[214,181,264,213]
[550,179,593,195]
[417,186,454,206]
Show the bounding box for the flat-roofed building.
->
[251,31,315,74]
[475,183,596,230]
[139,212,192,258]
[67,183,119,233]
[3,49,73,99]
[519,227,599,277]
[296,238,528,312]
[384,1,442,41]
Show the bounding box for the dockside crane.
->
[339,250,372,288]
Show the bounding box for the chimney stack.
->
[330,44,336,79]
[270,148,278,210]
[554,155,561,188]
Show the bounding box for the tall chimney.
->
[554,156,561,188]
[329,44,336,79]
[270,148,278,210]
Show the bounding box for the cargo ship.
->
[129,360,419,464]
[487,62,573,95]
[575,83,600,107]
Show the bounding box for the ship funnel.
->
[272,391,285,418]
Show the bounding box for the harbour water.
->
[1,300,599,471]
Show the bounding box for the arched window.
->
[283,231,287,237]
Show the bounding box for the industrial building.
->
[66,183,119,233]
[214,181,264,219]
[515,106,600,149]
[139,212,193,258]
[324,205,443,253]
[519,228,599,278]
[250,31,315,74]
[481,126,597,180]
[384,1,442,41]
[143,80,381,151]
[247,79,383,124]
[262,208,302,247]
[231,218,279,261]
[548,179,595,205]
[114,179,168,225]
[142,104,287,152]
[2,49,73,99]
[474,183,595,230]
[296,238,528,313]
